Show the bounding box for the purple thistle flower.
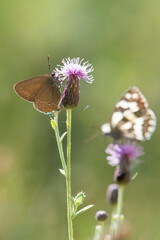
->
[106,142,144,167]
[56,57,94,83]
[106,142,144,184]
[55,58,94,109]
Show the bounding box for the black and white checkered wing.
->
[110,87,156,141]
[102,86,156,141]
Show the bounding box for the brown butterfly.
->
[101,86,156,141]
[14,72,61,113]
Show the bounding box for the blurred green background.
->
[0,0,160,239]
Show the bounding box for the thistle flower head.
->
[55,57,94,83]
[55,57,94,109]
[106,142,144,167]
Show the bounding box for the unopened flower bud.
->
[95,210,108,222]
[107,184,119,204]
[74,192,86,207]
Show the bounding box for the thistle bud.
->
[107,184,119,204]
[95,210,108,222]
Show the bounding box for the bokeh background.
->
[0,0,160,239]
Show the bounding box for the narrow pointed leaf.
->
[131,172,138,180]
[72,204,94,219]
[59,168,66,176]
[60,132,67,142]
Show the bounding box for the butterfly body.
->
[101,87,156,141]
[101,123,122,139]
[14,72,61,113]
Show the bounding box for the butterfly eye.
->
[51,72,55,77]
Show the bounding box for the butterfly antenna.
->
[84,133,100,144]
[84,125,101,144]
[48,55,51,74]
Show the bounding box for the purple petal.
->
[55,58,94,83]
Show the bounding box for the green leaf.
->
[51,119,56,130]
[131,172,138,180]
[72,204,94,219]
[59,168,66,176]
[60,132,67,142]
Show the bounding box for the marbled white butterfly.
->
[101,86,156,141]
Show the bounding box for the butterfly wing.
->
[14,75,52,102]
[33,78,61,113]
[14,75,61,113]
[110,87,156,141]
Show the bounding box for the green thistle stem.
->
[51,110,73,240]
[66,109,73,240]
[117,185,125,223]
[51,112,67,175]
[109,206,117,236]
[93,223,104,240]
[110,185,125,238]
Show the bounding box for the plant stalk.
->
[110,185,125,238]
[93,223,104,240]
[51,112,67,175]
[66,109,73,240]
[117,185,125,223]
